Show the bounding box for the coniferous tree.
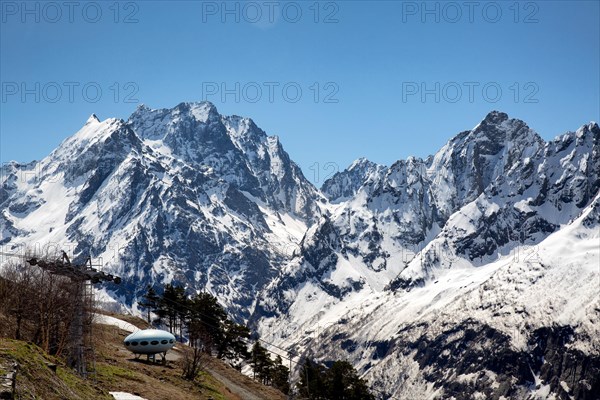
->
[153,304,168,327]
[159,284,187,337]
[139,284,160,324]
[326,361,374,400]
[186,292,228,353]
[298,358,374,400]
[298,358,327,399]
[217,319,251,362]
[174,285,188,340]
[250,341,273,384]
[135,286,327,397]
[271,355,290,394]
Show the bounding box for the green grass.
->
[0,339,112,400]
[95,363,145,383]
[2,323,283,400]
[196,371,228,400]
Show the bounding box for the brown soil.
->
[0,313,287,400]
[94,316,287,400]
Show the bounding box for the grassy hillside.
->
[0,313,286,400]
[0,338,112,399]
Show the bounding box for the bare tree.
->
[0,255,80,358]
[0,259,38,341]
[181,346,208,381]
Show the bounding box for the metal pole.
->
[11,363,17,400]
[24,252,120,378]
[69,280,86,376]
[288,351,293,400]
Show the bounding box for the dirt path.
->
[95,317,284,400]
[204,359,286,400]
[206,367,263,400]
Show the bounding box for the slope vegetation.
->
[0,314,286,400]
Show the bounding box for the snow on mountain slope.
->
[390,118,599,292]
[321,158,385,202]
[1,107,598,399]
[0,102,318,320]
[303,197,599,399]
[256,185,599,399]
[128,102,322,221]
[253,112,599,399]
[256,112,598,326]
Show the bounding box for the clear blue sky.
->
[1,1,599,186]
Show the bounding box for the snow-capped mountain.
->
[0,102,320,319]
[1,106,598,398]
[321,158,385,202]
[253,112,600,399]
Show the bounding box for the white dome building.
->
[123,329,176,363]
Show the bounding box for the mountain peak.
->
[482,110,509,125]
[469,110,515,138]
[348,157,377,171]
[86,113,100,125]
[581,121,600,135]
[321,158,385,202]
[127,101,220,141]
[223,114,265,142]
[174,101,219,121]
[470,110,541,147]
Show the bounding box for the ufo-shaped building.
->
[123,329,176,363]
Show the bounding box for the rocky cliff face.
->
[0,102,320,319]
[321,158,385,202]
[253,112,600,399]
[1,107,598,399]
[256,113,599,318]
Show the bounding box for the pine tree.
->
[186,292,228,353]
[139,284,160,324]
[217,319,250,361]
[325,361,375,400]
[298,358,327,399]
[298,358,375,400]
[250,341,273,384]
[271,355,290,394]
[159,284,187,336]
